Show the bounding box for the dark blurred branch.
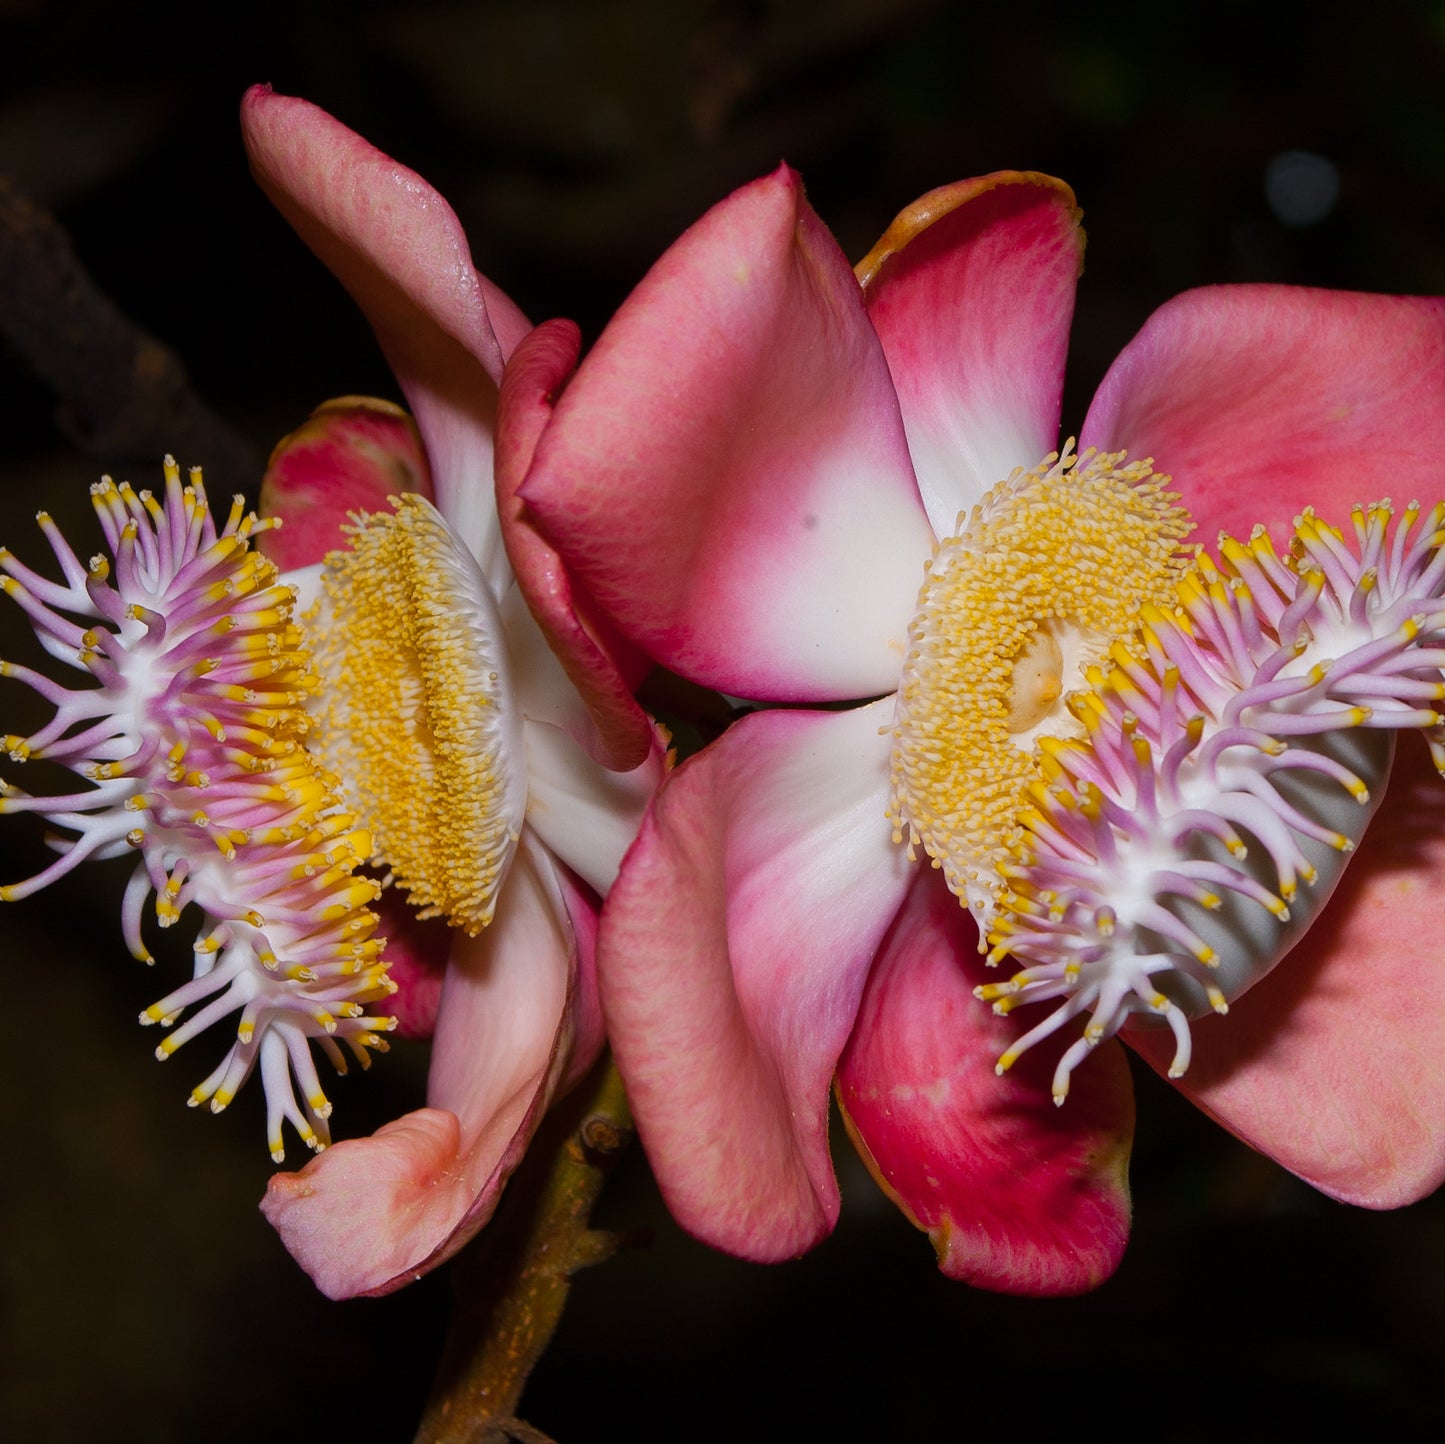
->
[0,172,258,488]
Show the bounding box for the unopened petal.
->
[599,699,912,1260]
[258,398,433,571]
[520,165,932,702]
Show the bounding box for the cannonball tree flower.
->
[11,85,661,1303]
[513,167,1445,1293]
[239,87,663,1299]
[249,390,657,1300]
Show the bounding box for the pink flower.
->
[239,87,662,1298]
[512,167,1445,1293]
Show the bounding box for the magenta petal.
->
[1081,285,1445,544]
[257,398,433,571]
[261,835,590,1298]
[837,869,1133,1296]
[520,165,932,702]
[497,319,654,772]
[240,85,529,572]
[367,884,451,1041]
[858,173,1084,534]
[1128,741,1445,1208]
[599,700,913,1259]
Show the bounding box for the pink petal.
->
[598,699,913,1259]
[858,173,1084,534]
[241,85,529,577]
[369,883,451,1040]
[836,868,1133,1296]
[1081,285,1445,545]
[1128,739,1445,1208]
[261,834,594,1298]
[519,165,933,702]
[496,319,654,771]
[256,397,433,571]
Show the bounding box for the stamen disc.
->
[310,494,526,934]
[888,443,1191,920]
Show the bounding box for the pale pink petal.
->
[1128,739,1445,1207]
[1081,285,1445,545]
[241,85,529,580]
[496,319,654,771]
[837,867,1133,1295]
[599,698,913,1259]
[261,834,591,1298]
[858,173,1084,535]
[519,165,933,702]
[521,716,666,899]
[256,397,433,571]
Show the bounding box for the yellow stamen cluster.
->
[310,493,522,934]
[887,444,1193,918]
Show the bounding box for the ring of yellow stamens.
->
[309,493,525,934]
[887,443,1192,920]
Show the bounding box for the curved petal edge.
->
[498,318,655,771]
[859,172,1085,533]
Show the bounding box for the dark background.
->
[3,1,1445,1439]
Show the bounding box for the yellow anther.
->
[888,443,1191,916]
[309,494,524,935]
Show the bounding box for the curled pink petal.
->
[1128,740,1445,1208]
[262,836,590,1298]
[520,165,933,702]
[1081,285,1445,544]
[837,868,1133,1296]
[241,84,529,574]
[257,397,433,571]
[497,318,654,771]
[599,699,912,1260]
[858,173,1084,533]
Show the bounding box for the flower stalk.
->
[413,1056,634,1444]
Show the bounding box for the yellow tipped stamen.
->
[1,459,400,1160]
[309,494,525,935]
[888,442,1191,916]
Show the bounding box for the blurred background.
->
[3,1,1445,1439]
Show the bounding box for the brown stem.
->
[413,1056,635,1444]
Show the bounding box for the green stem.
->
[413,1055,634,1444]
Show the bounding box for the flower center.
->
[309,493,525,935]
[887,443,1193,921]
